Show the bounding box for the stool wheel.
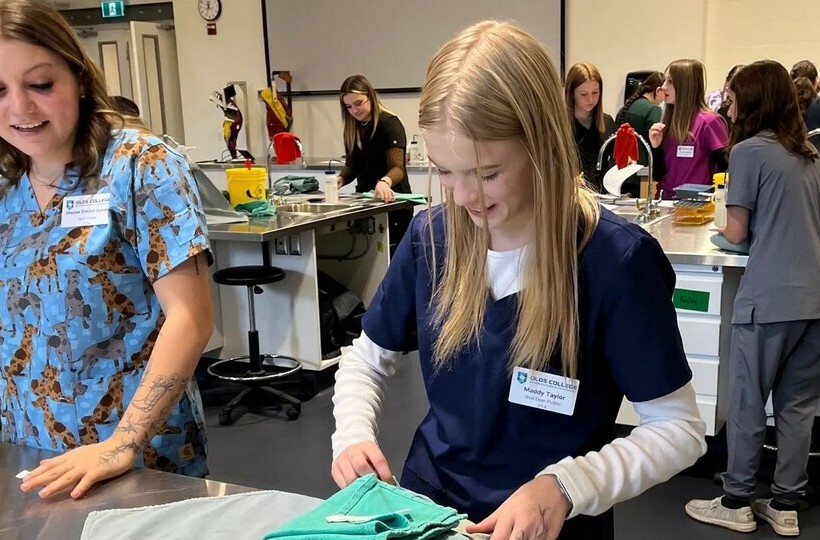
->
[219,411,233,426]
[286,406,300,421]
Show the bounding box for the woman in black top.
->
[336,75,413,251]
[565,63,615,192]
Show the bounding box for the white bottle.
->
[324,172,339,203]
[713,184,727,228]
[408,135,423,165]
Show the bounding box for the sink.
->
[276,203,356,215]
[612,206,673,228]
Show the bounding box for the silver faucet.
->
[597,132,660,223]
[808,128,820,140]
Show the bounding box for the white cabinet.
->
[617,264,737,436]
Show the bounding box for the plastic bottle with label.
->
[713,184,727,228]
[408,135,423,165]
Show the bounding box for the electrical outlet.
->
[274,237,288,255]
[288,234,301,256]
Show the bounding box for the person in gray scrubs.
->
[685,61,820,537]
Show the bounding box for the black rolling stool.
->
[207,265,302,425]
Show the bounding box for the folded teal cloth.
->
[710,232,750,254]
[361,191,428,205]
[264,474,466,539]
[234,200,277,216]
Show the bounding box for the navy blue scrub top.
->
[362,207,692,538]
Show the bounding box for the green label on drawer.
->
[673,288,710,312]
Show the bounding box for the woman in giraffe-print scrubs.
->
[0,0,214,499]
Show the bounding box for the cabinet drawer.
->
[678,315,721,356]
[689,356,720,396]
[674,272,723,316]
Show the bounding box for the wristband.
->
[378,178,392,188]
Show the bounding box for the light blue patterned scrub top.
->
[0,128,210,476]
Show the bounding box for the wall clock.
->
[198,0,222,22]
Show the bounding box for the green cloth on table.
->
[264,474,466,540]
[234,200,277,216]
[710,232,750,254]
[361,191,428,205]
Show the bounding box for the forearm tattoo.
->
[131,373,183,413]
[106,372,187,463]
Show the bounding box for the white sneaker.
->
[752,498,800,536]
[685,497,757,533]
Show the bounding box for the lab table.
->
[0,442,258,539]
[611,208,747,435]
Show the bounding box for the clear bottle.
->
[713,184,727,228]
[324,171,339,203]
[408,135,423,165]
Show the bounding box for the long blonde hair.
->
[565,62,606,134]
[419,21,600,378]
[339,75,393,156]
[661,59,712,144]
[0,0,127,189]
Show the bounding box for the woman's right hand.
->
[648,123,666,148]
[336,175,345,188]
[331,441,394,488]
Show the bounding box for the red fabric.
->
[273,132,301,164]
[613,123,639,169]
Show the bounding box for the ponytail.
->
[616,71,664,126]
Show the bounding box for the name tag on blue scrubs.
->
[61,193,111,227]
[508,367,580,415]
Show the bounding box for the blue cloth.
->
[709,232,750,254]
[264,474,465,539]
[362,206,692,537]
[0,128,210,476]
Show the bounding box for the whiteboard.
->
[264,0,564,92]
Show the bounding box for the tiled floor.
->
[200,355,820,539]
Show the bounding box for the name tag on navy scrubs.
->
[676,145,695,158]
[61,193,111,227]
[508,367,579,415]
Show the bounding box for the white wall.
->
[172,0,268,162]
[704,0,820,90]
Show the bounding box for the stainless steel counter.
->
[616,209,748,268]
[0,442,256,539]
[196,157,435,173]
[207,199,415,242]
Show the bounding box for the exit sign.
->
[101,1,125,18]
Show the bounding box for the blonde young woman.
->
[336,75,413,251]
[649,59,729,198]
[331,21,706,540]
[565,63,615,192]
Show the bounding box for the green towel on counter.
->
[710,232,750,254]
[234,200,277,216]
[264,474,466,540]
[361,191,428,205]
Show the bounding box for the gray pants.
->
[723,319,820,503]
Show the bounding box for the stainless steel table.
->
[0,443,256,539]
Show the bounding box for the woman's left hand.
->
[465,475,570,540]
[20,438,137,499]
[374,179,394,202]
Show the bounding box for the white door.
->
[129,21,184,141]
[77,25,134,100]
